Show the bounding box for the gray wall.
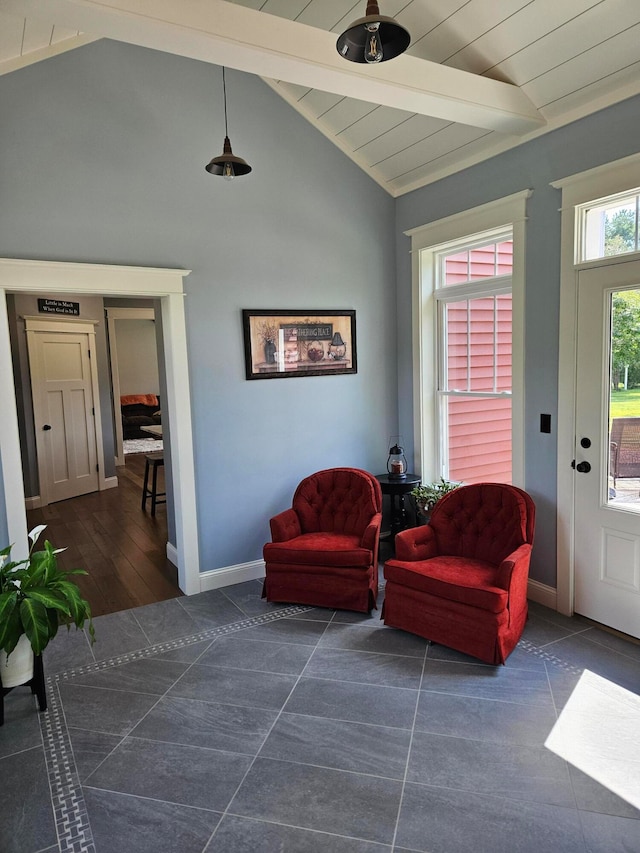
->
[395,93,640,587]
[0,40,397,570]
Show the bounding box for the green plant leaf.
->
[0,591,20,653]
[19,598,50,656]
[47,608,60,642]
[54,581,89,625]
[26,588,72,617]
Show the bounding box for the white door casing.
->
[25,318,102,504]
[555,151,640,619]
[573,262,640,638]
[0,258,199,595]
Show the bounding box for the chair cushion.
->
[384,556,508,613]
[293,468,381,537]
[264,532,372,568]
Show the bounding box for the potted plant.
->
[0,525,95,689]
[411,478,462,520]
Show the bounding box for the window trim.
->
[406,190,530,487]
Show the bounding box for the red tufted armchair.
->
[382,483,535,665]
[263,468,382,612]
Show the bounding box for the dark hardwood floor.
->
[26,453,182,618]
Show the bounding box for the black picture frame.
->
[242,309,357,380]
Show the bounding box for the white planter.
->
[0,635,35,689]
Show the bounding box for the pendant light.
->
[205,67,252,180]
[336,1,410,64]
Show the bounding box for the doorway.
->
[573,260,640,639]
[0,258,199,595]
[25,318,102,504]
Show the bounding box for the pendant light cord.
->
[222,66,229,138]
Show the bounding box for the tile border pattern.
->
[38,605,311,853]
[35,610,590,853]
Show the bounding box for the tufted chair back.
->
[429,483,534,566]
[293,468,382,537]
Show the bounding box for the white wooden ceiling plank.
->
[258,0,313,20]
[491,0,640,88]
[410,0,534,65]
[358,113,451,165]
[298,88,344,117]
[21,18,54,53]
[390,131,499,191]
[0,0,543,133]
[339,103,415,149]
[225,0,262,10]
[320,96,378,134]
[522,26,640,107]
[50,25,81,43]
[374,123,489,180]
[400,1,475,47]
[0,12,24,61]
[275,80,311,101]
[443,0,605,76]
[540,63,640,120]
[297,1,362,32]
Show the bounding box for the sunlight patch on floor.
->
[545,669,640,809]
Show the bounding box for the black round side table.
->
[375,473,421,542]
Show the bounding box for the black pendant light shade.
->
[205,137,252,178]
[336,1,410,64]
[205,68,252,179]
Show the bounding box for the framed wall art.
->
[242,309,357,380]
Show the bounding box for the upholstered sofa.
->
[120,394,161,439]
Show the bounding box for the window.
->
[435,232,513,484]
[579,188,640,261]
[406,190,527,489]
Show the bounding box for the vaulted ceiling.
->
[1,0,639,196]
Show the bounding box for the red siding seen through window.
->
[441,243,513,484]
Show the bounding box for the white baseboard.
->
[199,560,265,592]
[166,542,178,567]
[25,495,42,510]
[103,476,118,491]
[527,579,557,610]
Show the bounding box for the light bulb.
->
[364,22,383,63]
[223,161,235,181]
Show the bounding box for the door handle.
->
[42,424,52,431]
[576,460,591,473]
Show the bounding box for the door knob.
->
[576,460,591,473]
[42,424,52,431]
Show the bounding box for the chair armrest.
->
[495,544,532,597]
[360,513,382,552]
[394,524,439,562]
[270,508,301,542]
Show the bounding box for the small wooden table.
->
[376,473,421,542]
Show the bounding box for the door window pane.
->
[608,287,640,508]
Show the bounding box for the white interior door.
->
[27,329,99,504]
[574,259,640,639]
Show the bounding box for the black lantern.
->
[387,440,407,479]
[328,332,346,360]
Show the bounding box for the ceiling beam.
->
[0,0,545,135]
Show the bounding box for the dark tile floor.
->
[1,582,639,853]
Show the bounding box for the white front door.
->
[574,259,640,639]
[27,329,99,504]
